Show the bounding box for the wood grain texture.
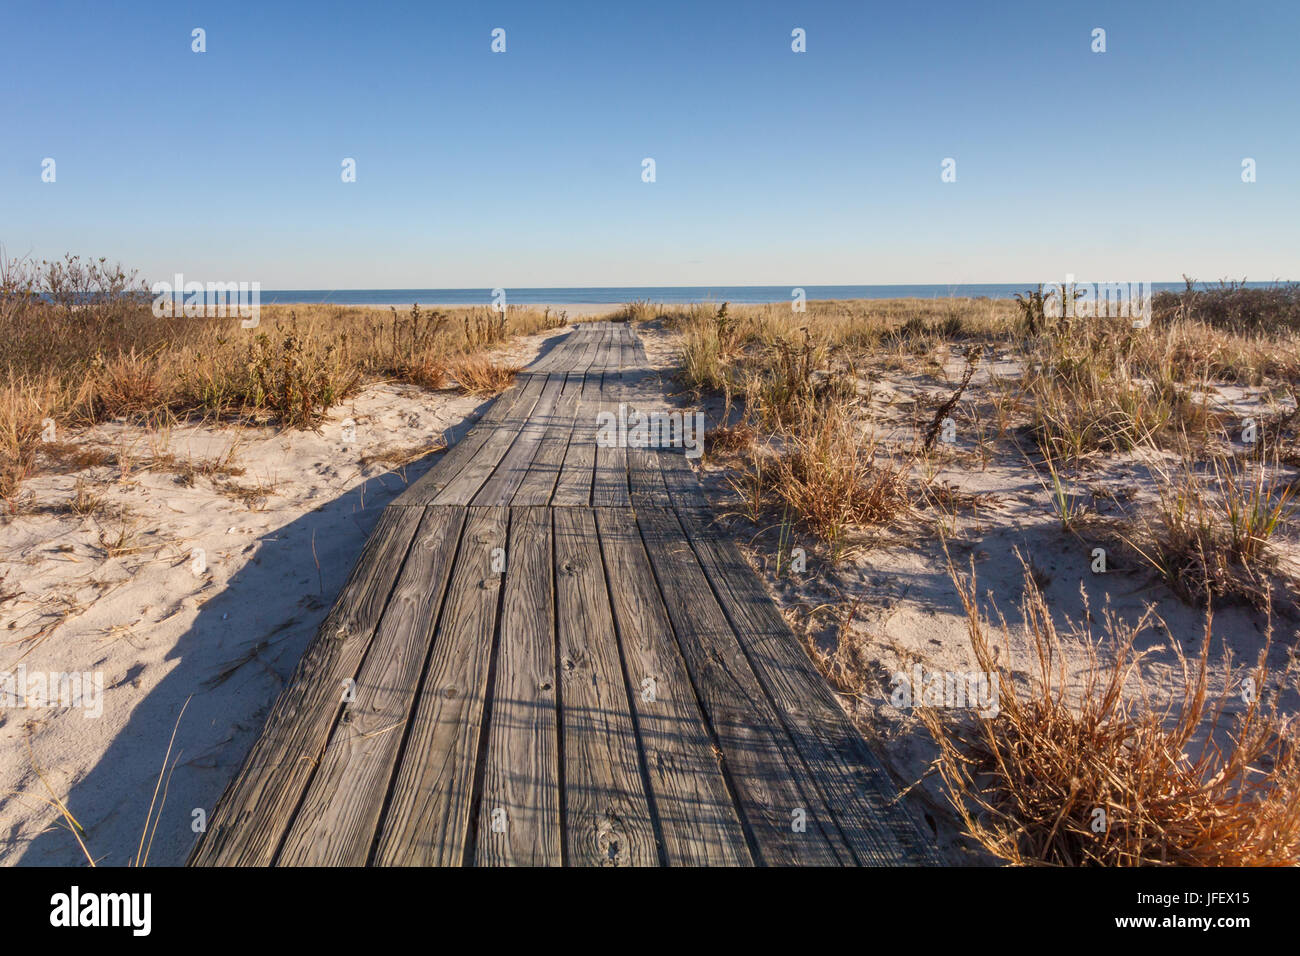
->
[473,373,566,506]
[372,506,510,866]
[592,329,632,506]
[624,337,671,506]
[391,377,537,507]
[189,506,424,866]
[553,506,659,866]
[511,339,595,504]
[636,505,850,865]
[473,507,561,866]
[656,444,712,511]
[275,506,467,866]
[673,507,943,865]
[551,367,602,507]
[433,373,549,505]
[595,508,751,865]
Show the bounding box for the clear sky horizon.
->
[3,0,1297,288]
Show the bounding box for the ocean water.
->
[256,283,1264,307]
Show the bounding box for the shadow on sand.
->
[14,410,496,866]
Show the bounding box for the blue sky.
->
[2,0,1297,287]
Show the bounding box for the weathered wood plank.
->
[592,395,630,507]
[635,505,850,865]
[595,508,751,865]
[558,323,614,502]
[189,506,425,866]
[673,508,943,865]
[472,373,566,506]
[628,443,668,506]
[511,381,576,506]
[274,506,467,866]
[528,319,602,372]
[553,507,659,866]
[592,328,632,506]
[511,328,601,505]
[393,325,590,509]
[657,444,712,510]
[622,334,671,506]
[432,373,550,505]
[551,342,606,506]
[391,376,539,507]
[372,506,510,866]
[473,506,561,865]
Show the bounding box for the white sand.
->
[345,302,622,318]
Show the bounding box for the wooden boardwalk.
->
[189,322,940,866]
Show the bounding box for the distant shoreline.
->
[256,281,1293,310]
[342,302,621,317]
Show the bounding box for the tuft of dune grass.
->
[447,356,524,396]
[922,553,1300,866]
[1121,453,1297,609]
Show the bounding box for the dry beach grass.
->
[0,253,565,511]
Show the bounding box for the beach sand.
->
[346,302,623,318]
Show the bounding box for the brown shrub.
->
[448,356,523,396]
[923,555,1300,865]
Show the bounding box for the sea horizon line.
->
[255,280,1295,307]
